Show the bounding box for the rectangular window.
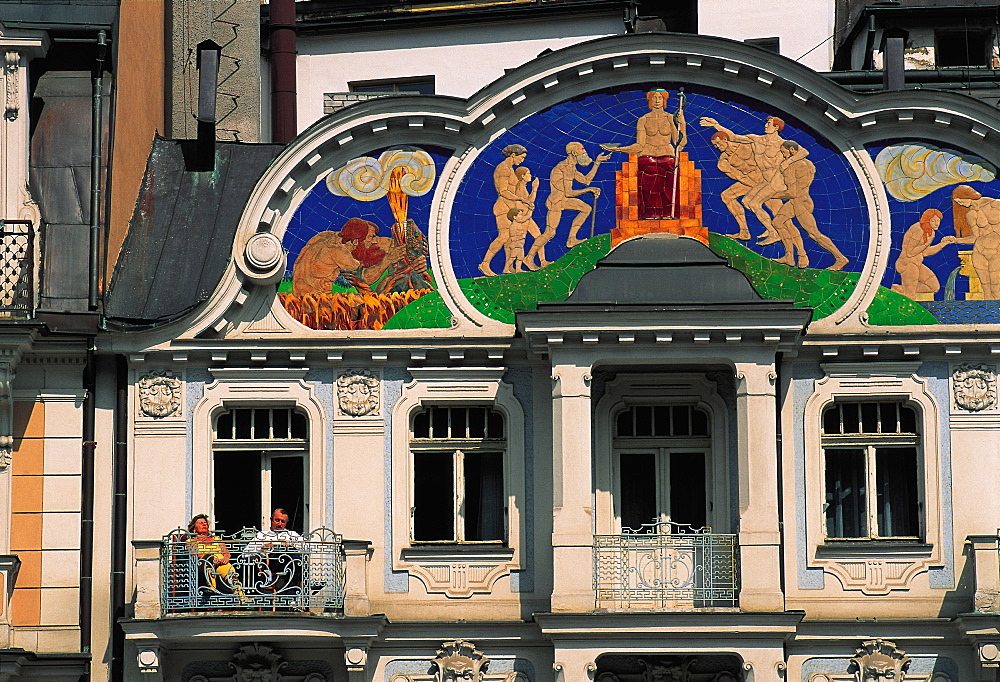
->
[823,402,921,540]
[411,406,506,543]
[348,76,435,95]
[935,30,991,67]
[618,450,706,531]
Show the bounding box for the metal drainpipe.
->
[80,346,96,670]
[270,0,298,143]
[109,356,127,680]
[88,31,107,311]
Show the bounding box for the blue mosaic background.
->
[451,86,869,284]
[873,141,1000,324]
[282,146,451,279]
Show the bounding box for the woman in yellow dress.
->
[187,514,247,603]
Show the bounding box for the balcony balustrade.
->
[0,220,32,319]
[160,527,345,615]
[593,521,738,610]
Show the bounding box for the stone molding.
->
[802,364,945,594]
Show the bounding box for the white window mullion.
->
[658,448,670,526]
[455,449,464,542]
[865,445,879,538]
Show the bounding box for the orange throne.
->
[610,152,706,247]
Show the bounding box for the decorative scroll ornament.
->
[4,52,18,121]
[432,640,489,682]
[230,643,287,682]
[849,640,910,682]
[138,370,182,418]
[337,369,379,417]
[953,363,997,412]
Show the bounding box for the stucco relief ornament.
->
[138,370,181,418]
[229,643,286,682]
[432,640,489,682]
[337,369,379,417]
[849,640,910,682]
[953,363,997,412]
[4,51,18,121]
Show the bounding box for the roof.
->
[104,138,283,329]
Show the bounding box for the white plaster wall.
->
[698,0,836,72]
[295,14,624,131]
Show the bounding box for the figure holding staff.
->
[601,88,687,219]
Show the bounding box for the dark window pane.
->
[823,404,840,435]
[634,406,653,437]
[616,409,633,437]
[216,411,233,439]
[254,409,270,439]
[290,411,307,439]
[876,447,919,537]
[841,403,859,434]
[451,407,468,439]
[670,452,706,529]
[880,402,898,434]
[214,450,261,534]
[620,453,657,531]
[413,452,454,541]
[487,410,504,439]
[861,402,878,433]
[653,406,670,436]
[936,30,989,67]
[672,406,690,436]
[270,456,305,533]
[468,408,485,439]
[431,407,448,438]
[899,405,917,434]
[413,410,429,438]
[272,408,289,439]
[464,452,504,541]
[825,448,866,539]
[235,409,252,439]
[691,408,709,436]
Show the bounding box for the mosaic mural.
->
[278,84,1000,330]
[279,148,448,330]
[872,143,1000,324]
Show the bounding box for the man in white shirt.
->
[246,508,303,553]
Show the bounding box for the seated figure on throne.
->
[601,89,687,219]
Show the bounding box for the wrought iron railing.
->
[594,521,738,609]
[161,527,345,614]
[0,220,32,318]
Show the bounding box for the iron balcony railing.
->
[594,521,738,609]
[0,220,32,319]
[161,527,345,614]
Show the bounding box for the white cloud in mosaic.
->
[875,145,996,202]
[325,149,436,201]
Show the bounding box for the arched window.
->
[212,407,309,533]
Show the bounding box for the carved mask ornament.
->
[953,363,997,412]
[850,640,910,682]
[337,369,379,417]
[138,370,181,418]
[229,643,286,682]
[432,640,489,682]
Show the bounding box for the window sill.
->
[401,544,514,562]
[816,540,932,559]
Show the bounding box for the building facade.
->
[3,1,1000,680]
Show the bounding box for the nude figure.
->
[699,115,807,244]
[710,131,781,241]
[525,142,610,268]
[600,89,686,219]
[480,144,528,277]
[891,209,953,299]
[770,141,849,271]
[292,218,405,294]
[504,166,542,272]
[951,185,1000,299]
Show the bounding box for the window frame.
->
[409,405,508,544]
[821,400,923,542]
[801,364,946,595]
[594,374,731,537]
[389,368,525,597]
